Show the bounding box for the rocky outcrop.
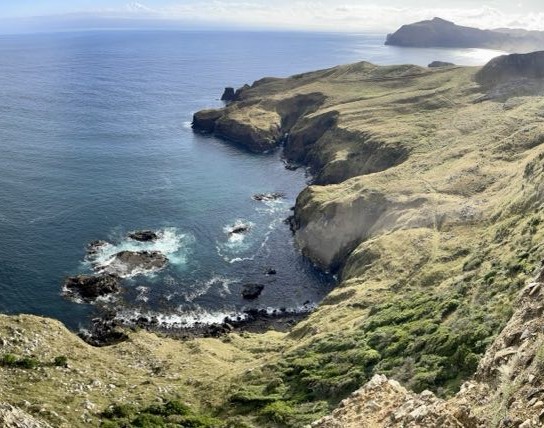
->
[252,192,284,202]
[63,274,121,301]
[128,230,158,242]
[192,109,223,133]
[0,403,53,428]
[386,17,544,52]
[310,374,467,428]
[221,87,236,102]
[103,251,168,277]
[241,284,265,300]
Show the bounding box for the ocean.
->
[0,30,503,331]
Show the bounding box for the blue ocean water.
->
[0,30,502,330]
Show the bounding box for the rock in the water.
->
[228,223,251,236]
[87,240,108,255]
[242,284,265,300]
[428,61,455,68]
[252,192,285,202]
[105,251,168,277]
[265,268,277,275]
[128,230,158,242]
[63,274,121,301]
[221,87,236,101]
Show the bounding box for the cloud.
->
[18,1,544,32]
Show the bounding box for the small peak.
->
[430,17,454,25]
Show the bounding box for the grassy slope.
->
[3,62,544,427]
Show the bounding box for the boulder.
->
[242,284,265,300]
[128,230,158,242]
[63,274,121,301]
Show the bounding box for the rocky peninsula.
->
[385,17,544,52]
[4,52,544,427]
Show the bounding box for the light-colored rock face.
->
[0,404,53,428]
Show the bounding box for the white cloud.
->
[65,2,544,32]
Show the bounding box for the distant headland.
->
[385,17,544,52]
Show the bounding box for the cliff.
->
[4,53,544,427]
[385,17,544,52]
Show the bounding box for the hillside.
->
[4,52,544,427]
[385,17,544,52]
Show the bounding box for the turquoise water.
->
[0,30,501,330]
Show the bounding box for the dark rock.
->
[128,230,158,242]
[265,268,277,275]
[221,87,236,101]
[241,284,265,300]
[108,251,168,276]
[79,316,129,347]
[252,192,285,202]
[192,109,223,133]
[428,61,455,68]
[87,240,108,255]
[63,274,121,301]
[228,223,251,236]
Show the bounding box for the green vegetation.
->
[101,400,223,428]
[1,354,39,369]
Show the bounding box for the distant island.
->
[385,17,544,52]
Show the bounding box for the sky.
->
[2,1,544,33]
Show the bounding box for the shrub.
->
[1,354,17,367]
[53,356,68,367]
[17,357,39,369]
[260,401,295,424]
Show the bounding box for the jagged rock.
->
[0,403,53,428]
[128,230,158,242]
[429,61,455,68]
[63,274,121,301]
[252,192,285,202]
[79,316,129,347]
[221,87,236,101]
[264,268,277,275]
[105,251,168,277]
[241,284,264,300]
[227,223,251,236]
[86,240,108,255]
